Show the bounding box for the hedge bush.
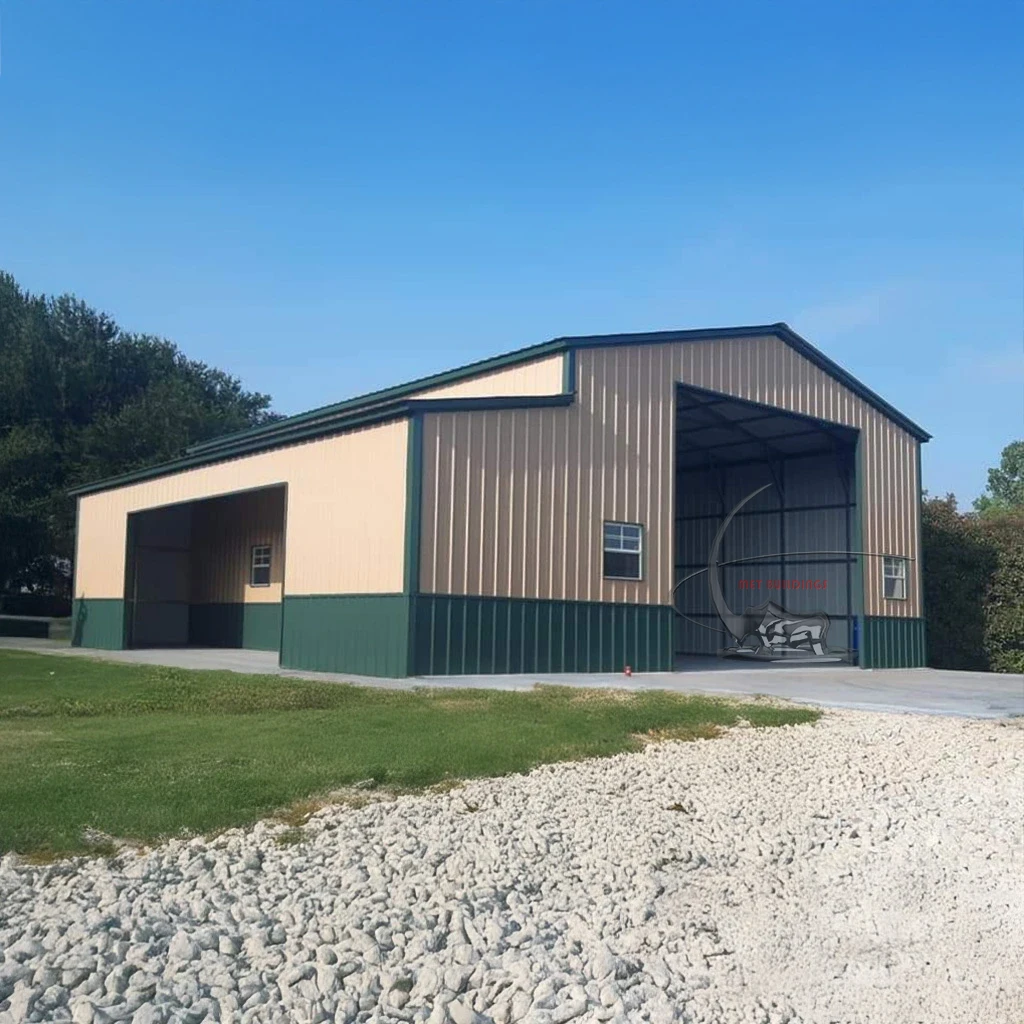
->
[979,510,1024,674]
[922,496,1024,673]
[0,593,72,618]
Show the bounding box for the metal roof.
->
[70,322,929,498]
[186,322,929,457]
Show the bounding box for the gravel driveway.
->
[1,709,1021,1024]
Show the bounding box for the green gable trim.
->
[71,598,126,650]
[187,322,929,459]
[404,415,423,597]
[188,327,787,456]
[188,603,282,651]
[559,324,930,442]
[280,594,411,677]
[186,339,570,457]
[410,594,674,675]
[861,616,926,668]
[405,394,573,414]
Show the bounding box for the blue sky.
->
[2,1,1021,503]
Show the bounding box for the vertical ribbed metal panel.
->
[862,616,926,667]
[419,348,671,607]
[281,595,411,676]
[419,333,921,618]
[74,420,410,600]
[410,594,673,674]
[190,486,285,604]
[70,599,126,649]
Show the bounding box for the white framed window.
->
[603,522,643,580]
[883,556,907,600]
[250,544,272,587]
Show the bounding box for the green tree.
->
[974,440,1024,515]
[0,272,279,597]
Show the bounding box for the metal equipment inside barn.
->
[673,384,861,665]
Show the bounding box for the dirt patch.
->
[632,723,724,745]
[561,686,641,705]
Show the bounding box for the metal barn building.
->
[70,324,929,675]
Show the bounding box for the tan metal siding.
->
[76,494,132,600]
[74,420,408,600]
[413,353,564,400]
[419,335,921,616]
[419,353,668,607]
[190,487,286,604]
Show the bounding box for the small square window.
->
[603,522,643,580]
[882,556,906,600]
[251,544,272,587]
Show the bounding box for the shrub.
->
[979,510,1024,674]
[0,593,72,618]
[922,496,997,670]
[922,496,1024,673]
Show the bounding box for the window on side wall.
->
[603,522,643,580]
[882,556,906,600]
[251,544,272,587]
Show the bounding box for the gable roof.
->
[186,321,929,456]
[70,322,929,498]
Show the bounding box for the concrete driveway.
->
[2,638,1022,719]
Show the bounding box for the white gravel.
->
[1,708,1021,1024]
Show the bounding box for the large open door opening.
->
[673,385,860,669]
[124,485,286,652]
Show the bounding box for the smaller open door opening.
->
[124,485,286,652]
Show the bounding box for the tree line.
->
[0,271,279,601]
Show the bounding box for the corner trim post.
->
[562,347,577,395]
[916,442,927,665]
[853,429,866,665]
[404,414,424,596]
[404,414,424,676]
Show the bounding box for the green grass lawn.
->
[0,650,818,858]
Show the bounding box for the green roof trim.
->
[186,339,570,455]
[70,322,930,499]
[551,323,930,442]
[188,323,929,457]
[67,394,574,497]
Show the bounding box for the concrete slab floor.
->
[2,637,1022,719]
